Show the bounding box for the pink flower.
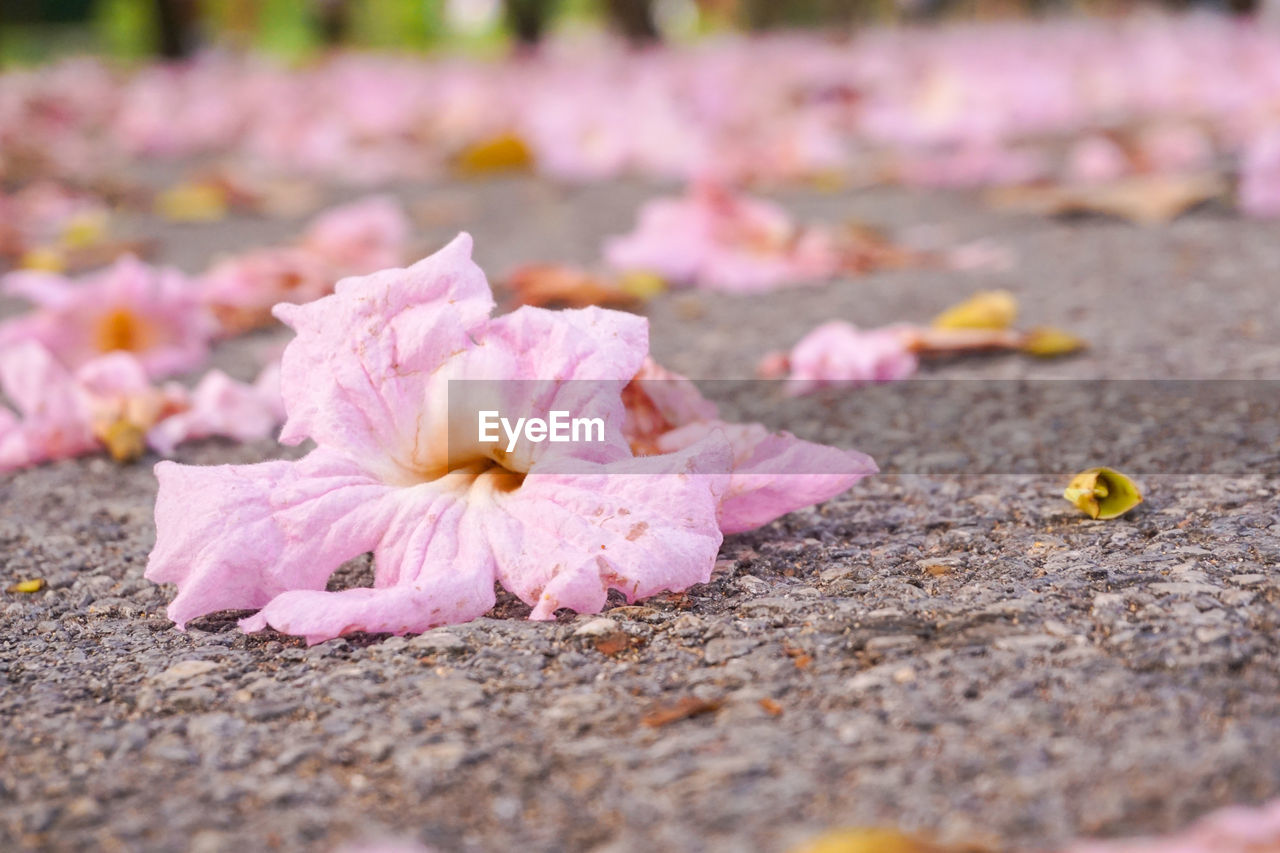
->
[1066,135,1130,184]
[145,364,284,455]
[767,321,919,395]
[200,247,333,335]
[145,234,875,643]
[1239,129,1280,218]
[604,182,840,292]
[297,195,410,276]
[0,255,213,379]
[0,341,97,471]
[0,340,282,471]
[1061,798,1280,853]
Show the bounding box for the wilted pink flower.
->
[146,364,283,455]
[145,234,875,643]
[604,182,840,292]
[200,247,333,335]
[0,341,98,471]
[1061,797,1280,853]
[298,195,409,275]
[0,340,281,471]
[766,321,919,395]
[1067,135,1130,184]
[0,255,213,379]
[1239,129,1280,218]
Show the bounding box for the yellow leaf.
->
[931,290,1017,330]
[7,578,45,594]
[60,211,110,249]
[454,133,535,176]
[98,419,148,463]
[18,246,67,272]
[1022,326,1087,357]
[617,270,668,301]
[987,174,1223,226]
[789,828,951,853]
[156,182,229,223]
[1063,467,1143,519]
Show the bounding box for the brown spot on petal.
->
[625,522,649,542]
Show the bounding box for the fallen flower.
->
[604,182,841,292]
[297,194,410,277]
[0,255,214,379]
[145,234,875,643]
[1063,466,1143,520]
[761,317,1085,395]
[0,340,281,471]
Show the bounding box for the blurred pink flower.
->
[764,321,919,395]
[200,247,333,335]
[0,339,282,471]
[1,256,213,379]
[145,234,874,643]
[298,195,410,276]
[1067,135,1130,184]
[1239,129,1280,218]
[1061,798,1280,853]
[604,182,840,292]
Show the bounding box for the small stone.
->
[892,667,917,683]
[1229,574,1267,586]
[573,617,621,638]
[155,660,218,686]
[409,630,468,655]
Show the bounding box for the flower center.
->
[93,308,154,354]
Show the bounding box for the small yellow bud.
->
[1064,467,1143,519]
[7,578,45,594]
[99,419,148,464]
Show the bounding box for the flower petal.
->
[146,449,396,627]
[491,435,731,619]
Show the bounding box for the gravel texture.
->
[1,176,1278,853]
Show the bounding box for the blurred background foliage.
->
[1,0,1247,66]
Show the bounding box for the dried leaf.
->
[18,246,66,272]
[932,290,1018,330]
[99,419,148,463]
[506,264,640,309]
[789,828,964,853]
[758,697,784,716]
[1022,326,1087,357]
[454,133,535,176]
[641,696,724,728]
[1064,467,1143,519]
[987,173,1223,225]
[156,181,230,223]
[7,578,45,594]
[59,211,111,249]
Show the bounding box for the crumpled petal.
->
[492,435,732,619]
[653,420,878,534]
[146,449,397,627]
[0,341,95,470]
[272,233,496,475]
[146,367,283,455]
[783,320,919,394]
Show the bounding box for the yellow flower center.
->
[93,308,153,354]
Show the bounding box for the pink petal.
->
[146,449,396,627]
[656,420,878,534]
[271,233,495,471]
[492,435,731,619]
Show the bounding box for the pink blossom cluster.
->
[0,196,409,471]
[0,181,109,259]
[144,234,877,642]
[6,17,1280,207]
